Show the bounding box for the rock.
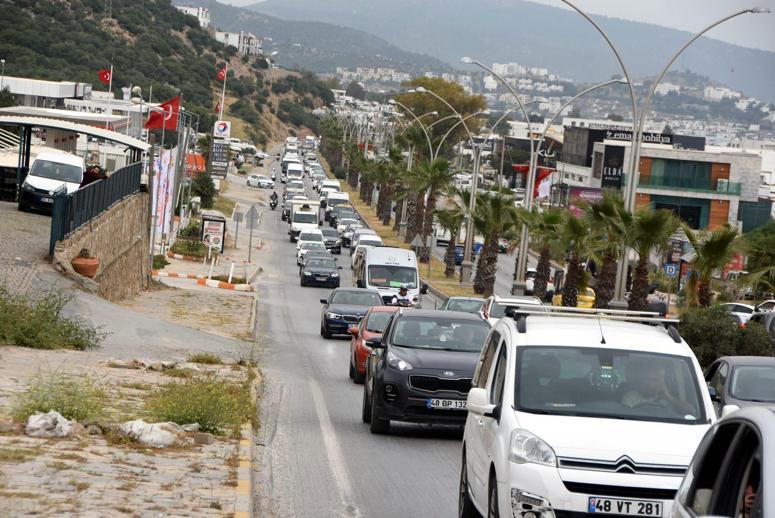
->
[0,419,16,433]
[25,411,74,438]
[176,362,202,372]
[107,359,139,369]
[193,432,214,445]
[181,423,200,432]
[70,423,88,436]
[118,420,180,448]
[87,424,103,435]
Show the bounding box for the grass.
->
[0,447,40,462]
[186,353,223,365]
[212,181,236,218]
[0,284,106,350]
[145,372,255,434]
[12,373,107,423]
[47,461,71,472]
[162,367,196,379]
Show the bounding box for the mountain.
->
[192,0,451,75]
[249,0,775,103]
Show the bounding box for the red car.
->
[347,306,399,384]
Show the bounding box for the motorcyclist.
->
[270,190,278,202]
[391,287,412,306]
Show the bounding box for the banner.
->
[601,144,625,190]
[152,147,178,244]
[568,187,603,217]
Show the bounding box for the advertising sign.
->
[568,187,603,217]
[209,138,229,179]
[152,147,178,243]
[202,218,225,253]
[213,120,231,139]
[601,144,625,190]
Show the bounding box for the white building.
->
[215,31,262,57]
[483,75,498,91]
[174,5,211,29]
[704,86,741,102]
[0,76,92,109]
[654,83,681,96]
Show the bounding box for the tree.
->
[607,113,624,122]
[406,158,456,263]
[345,80,366,101]
[473,191,519,296]
[741,221,775,296]
[435,206,465,278]
[627,209,679,310]
[584,191,629,308]
[559,212,600,307]
[191,172,216,209]
[685,224,740,307]
[517,207,563,301]
[0,88,17,108]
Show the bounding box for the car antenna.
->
[597,314,607,345]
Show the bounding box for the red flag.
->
[145,96,181,131]
[214,102,221,114]
[532,167,554,200]
[216,66,226,81]
[97,69,112,85]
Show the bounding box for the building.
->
[654,83,681,96]
[174,5,211,29]
[704,86,741,102]
[215,31,262,57]
[0,76,92,109]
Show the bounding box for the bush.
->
[191,173,216,209]
[737,322,775,357]
[13,373,107,422]
[170,238,210,259]
[187,353,223,365]
[0,285,106,350]
[153,254,169,270]
[179,220,201,238]
[146,374,254,434]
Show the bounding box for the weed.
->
[189,463,203,473]
[152,255,169,270]
[73,481,90,492]
[160,482,175,491]
[47,461,71,472]
[163,367,195,379]
[146,374,254,434]
[121,381,151,391]
[0,447,39,462]
[0,491,39,499]
[186,353,223,365]
[12,373,106,422]
[209,501,222,510]
[116,481,137,491]
[54,453,87,463]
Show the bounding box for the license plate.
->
[315,276,328,280]
[41,197,53,203]
[588,497,663,517]
[426,398,467,410]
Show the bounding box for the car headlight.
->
[21,182,34,191]
[304,271,312,276]
[387,351,413,371]
[508,429,556,466]
[335,240,341,245]
[326,312,342,319]
[331,272,339,277]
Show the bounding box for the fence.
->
[49,161,143,255]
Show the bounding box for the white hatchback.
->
[460,307,714,518]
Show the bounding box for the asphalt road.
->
[252,167,463,517]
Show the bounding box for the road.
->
[247,162,464,517]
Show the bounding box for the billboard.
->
[568,187,603,217]
[601,144,625,190]
[152,147,178,244]
[209,138,229,179]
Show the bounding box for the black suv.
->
[320,228,342,254]
[361,310,490,434]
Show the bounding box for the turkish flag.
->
[97,69,112,84]
[214,102,221,114]
[216,66,227,81]
[533,167,554,200]
[145,96,181,131]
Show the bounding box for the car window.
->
[299,233,323,242]
[729,366,775,402]
[305,259,335,269]
[682,422,741,514]
[390,316,489,352]
[473,331,500,388]
[330,291,382,306]
[709,361,729,396]
[490,342,508,405]
[710,426,761,517]
[365,312,393,334]
[446,299,485,313]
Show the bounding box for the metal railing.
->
[49,161,143,256]
[638,175,742,195]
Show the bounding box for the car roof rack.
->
[505,306,682,343]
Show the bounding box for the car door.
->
[706,361,729,416]
[467,330,501,503]
[480,340,509,494]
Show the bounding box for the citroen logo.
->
[443,371,455,377]
[614,456,637,474]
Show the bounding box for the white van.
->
[325,192,350,221]
[320,179,341,192]
[286,162,304,182]
[354,246,428,307]
[19,151,85,211]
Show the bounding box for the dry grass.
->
[0,447,40,462]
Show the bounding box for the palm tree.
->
[684,224,740,307]
[627,208,680,310]
[375,149,403,225]
[559,211,600,308]
[435,207,465,277]
[517,207,564,301]
[584,191,630,308]
[406,158,456,263]
[473,191,520,296]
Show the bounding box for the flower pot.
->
[72,256,99,278]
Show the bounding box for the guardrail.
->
[49,161,143,256]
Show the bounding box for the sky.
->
[230,0,775,52]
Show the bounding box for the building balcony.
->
[638,176,741,195]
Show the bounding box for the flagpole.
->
[219,63,227,121]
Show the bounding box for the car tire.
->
[487,474,499,518]
[459,452,479,518]
[300,278,305,287]
[321,324,331,339]
[369,386,390,434]
[352,358,365,384]
[17,202,27,212]
[361,381,372,423]
[348,357,355,380]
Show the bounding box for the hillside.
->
[185,0,451,75]
[251,0,775,103]
[0,0,332,146]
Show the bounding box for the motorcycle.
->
[270,198,278,210]
[390,297,414,307]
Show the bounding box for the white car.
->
[719,302,756,324]
[295,229,325,251]
[459,307,714,518]
[525,267,555,300]
[481,294,543,326]
[337,218,360,235]
[247,174,273,188]
[296,241,327,265]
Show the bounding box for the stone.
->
[0,419,16,433]
[181,423,200,432]
[107,359,139,369]
[193,432,214,445]
[25,411,74,438]
[87,424,103,435]
[119,420,182,448]
[70,423,88,436]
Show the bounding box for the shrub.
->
[153,254,169,270]
[12,373,107,422]
[191,173,216,208]
[170,239,210,259]
[146,374,253,434]
[680,306,739,366]
[179,220,201,238]
[737,322,775,357]
[0,285,106,350]
[187,353,223,365]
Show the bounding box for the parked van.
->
[354,246,428,307]
[19,151,85,212]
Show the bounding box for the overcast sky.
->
[527,0,775,52]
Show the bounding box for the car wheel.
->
[17,202,27,212]
[348,357,355,380]
[487,474,499,518]
[352,358,365,384]
[300,278,305,287]
[459,452,479,518]
[369,384,390,434]
[361,381,372,423]
[321,324,331,339]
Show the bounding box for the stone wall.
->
[53,192,149,302]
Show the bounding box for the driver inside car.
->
[621,360,694,415]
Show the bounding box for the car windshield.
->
[302,242,325,251]
[331,291,382,306]
[490,301,540,318]
[729,366,775,402]
[30,159,82,183]
[368,265,416,289]
[299,233,323,242]
[391,317,489,352]
[365,312,394,333]
[305,259,336,270]
[340,219,358,227]
[447,299,485,313]
[516,347,706,424]
[294,213,317,224]
[329,198,348,207]
[320,229,338,238]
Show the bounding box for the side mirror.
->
[318,221,323,226]
[420,283,429,295]
[338,266,343,270]
[365,337,383,349]
[467,388,497,417]
[356,279,365,288]
[319,298,328,304]
[707,384,721,402]
[721,404,740,417]
[347,326,359,336]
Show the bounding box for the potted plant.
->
[71,248,99,278]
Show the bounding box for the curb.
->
[152,270,203,279]
[166,251,214,262]
[234,422,254,518]
[196,278,255,292]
